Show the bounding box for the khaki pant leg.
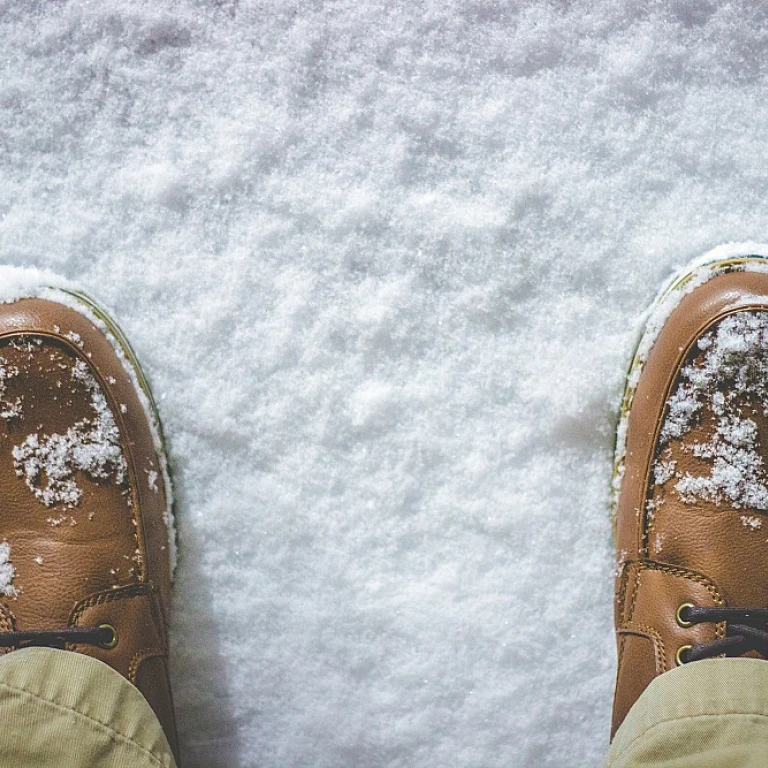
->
[0,646,177,768]
[607,658,768,768]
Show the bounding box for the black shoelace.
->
[0,626,115,650]
[679,605,768,663]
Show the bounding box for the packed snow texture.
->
[657,313,768,510]
[12,357,128,508]
[4,1,768,765]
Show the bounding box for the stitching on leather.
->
[634,559,747,638]
[620,622,667,672]
[616,633,628,693]
[69,585,155,625]
[616,562,631,618]
[625,563,642,624]
[626,561,724,627]
[128,648,165,685]
[614,565,633,673]
[621,561,727,650]
[0,680,169,766]
[638,562,724,603]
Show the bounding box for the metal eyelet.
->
[676,603,694,628]
[98,624,118,650]
[676,644,692,666]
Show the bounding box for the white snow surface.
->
[3,2,768,765]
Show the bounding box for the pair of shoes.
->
[8,252,768,753]
[0,273,179,760]
[612,245,768,737]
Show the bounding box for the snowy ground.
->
[2,1,767,765]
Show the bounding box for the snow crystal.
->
[147,470,159,493]
[741,515,763,531]
[0,542,16,597]
[12,357,127,508]
[655,313,768,509]
[65,330,83,348]
[653,458,676,486]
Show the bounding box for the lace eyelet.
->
[98,624,118,650]
[676,603,695,628]
[676,644,692,666]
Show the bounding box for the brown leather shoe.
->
[0,283,179,761]
[612,245,768,739]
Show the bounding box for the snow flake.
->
[741,515,763,530]
[65,331,84,349]
[13,358,127,508]
[653,458,676,486]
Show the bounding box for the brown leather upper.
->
[0,298,178,760]
[612,269,768,737]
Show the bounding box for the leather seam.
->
[0,679,168,766]
[627,562,725,624]
[625,561,727,646]
[625,563,642,625]
[70,585,155,625]
[72,584,152,615]
[616,561,631,619]
[616,633,628,695]
[129,648,165,685]
[619,622,667,672]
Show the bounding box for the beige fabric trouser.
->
[0,646,177,767]
[4,647,768,767]
[606,658,768,768]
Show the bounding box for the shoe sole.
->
[611,244,768,535]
